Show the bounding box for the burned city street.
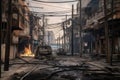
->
[8,57,120,80]
[0,0,120,80]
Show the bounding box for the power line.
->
[47,24,61,27]
[31,1,71,9]
[54,29,63,34]
[28,6,43,9]
[30,10,71,14]
[47,26,61,29]
[45,14,72,17]
[17,4,44,9]
[47,25,62,29]
[30,12,73,17]
[32,0,77,3]
[47,22,62,26]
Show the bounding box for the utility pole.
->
[79,0,82,57]
[62,36,63,49]
[59,34,60,48]
[0,0,2,77]
[103,0,111,64]
[4,0,12,71]
[71,5,74,56]
[42,14,45,45]
[48,32,50,45]
[65,15,67,52]
[63,22,65,50]
[110,0,114,65]
[56,39,58,48]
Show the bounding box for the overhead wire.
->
[30,0,77,17]
[47,22,62,26]
[29,0,77,38]
[47,28,63,35]
[31,12,73,17]
[46,27,61,29]
[30,11,73,17]
[30,10,72,14]
[48,26,62,30]
[28,6,43,9]
[45,14,73,17]
[54,29,63,35]
[46,25,62,29]
[31,1,71,9]
[32,0,77,3]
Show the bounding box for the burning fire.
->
[20,44,35,57]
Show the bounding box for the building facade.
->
[29,14,43,53]
[83,0,120,63]
[1,0,30,62]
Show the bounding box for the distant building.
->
[45,31,55,45]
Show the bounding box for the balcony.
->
[84,1,120,31]
[86,11,104,26]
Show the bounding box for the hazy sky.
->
[29,0,77,23]
[29,0,90,39]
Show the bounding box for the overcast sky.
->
[29,0,91,39]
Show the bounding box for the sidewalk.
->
[1,57,36,80]
[1,63,35,80]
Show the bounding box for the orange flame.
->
[21,44,35,57]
